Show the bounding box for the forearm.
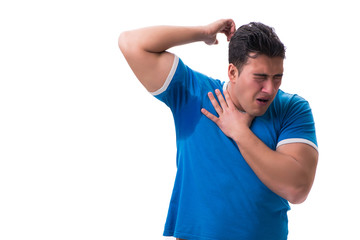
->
[201,89,317,203]
[234,127,312,204]
[119,25,207,54]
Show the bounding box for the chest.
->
[251,116,280,150]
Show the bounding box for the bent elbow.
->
[288,193,307,204]
[118,31,128,53]
[287,185,311,204]
[118,31,140,60]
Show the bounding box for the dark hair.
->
[228,22,285,72]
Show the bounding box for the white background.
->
[1,0,359,239]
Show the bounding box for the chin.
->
[248,108,268,117]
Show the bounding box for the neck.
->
[227,82,245,112]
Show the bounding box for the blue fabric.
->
[154,56,317,240]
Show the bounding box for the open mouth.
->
[256,98,270,105]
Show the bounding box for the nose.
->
[261,79,276,95]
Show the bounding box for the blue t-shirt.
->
[152,55,318,240]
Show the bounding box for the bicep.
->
[119,34,175,92]
[277,143,318,178]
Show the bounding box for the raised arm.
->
[118,19,236,92]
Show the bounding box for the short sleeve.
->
[150,55,203,112]
[276,95,318,151]
[150,55,180,97]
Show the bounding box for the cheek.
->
[241,82,260,100]
[236,86,255,109]
[234,76,261,105]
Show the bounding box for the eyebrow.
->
[253,73,283,77]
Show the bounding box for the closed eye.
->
[253,73,283,82]
[273,74,283,82]
[253,74,267,81]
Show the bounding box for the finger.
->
[223,89,235,109]
[208,92,223,114]
[201,108,219,123]
[223,19,236,41]
[215,89,228,109]
[230,20,236,34]
[227,25,235,41]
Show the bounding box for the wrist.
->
[232,125,253,145]
[191,25,211,43]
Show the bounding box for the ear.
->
[228,64,238,83]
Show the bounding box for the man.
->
[119,19,318,240]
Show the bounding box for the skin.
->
[119,19,318,240]
[119,19,236,92]
[227,54,284,116]
[201,54,318,204]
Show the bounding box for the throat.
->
[227,83,245,112]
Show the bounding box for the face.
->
[228,54,284,117]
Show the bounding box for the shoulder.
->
[153,55,224,108]
[274,90,317,147]
[153,55,222,95]
[275,89,309,106]
[272,89,312,116]
[269,89,316,135]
